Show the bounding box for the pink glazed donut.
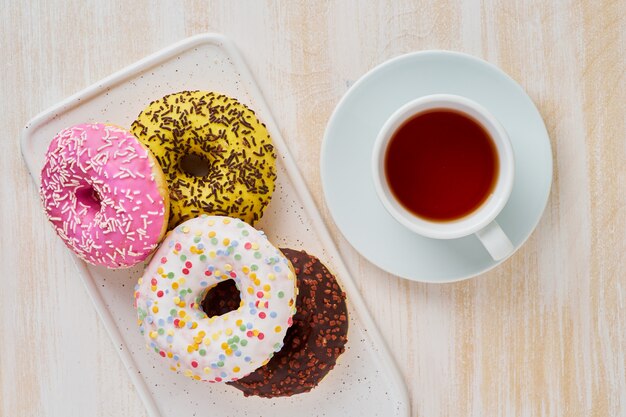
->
[40,123,170,268]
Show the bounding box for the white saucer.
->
[321,51,552,283]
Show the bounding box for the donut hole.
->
[75,185,102,212]
[201,279,242,317]
[179,153,210,177]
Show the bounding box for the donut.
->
[134,215,298,383]
[209,248,348,397]
[40,123,169,268]
[131,91,277,229]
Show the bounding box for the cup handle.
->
[475,220,514,261]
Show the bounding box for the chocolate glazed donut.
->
[202,248,349,397]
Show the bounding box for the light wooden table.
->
[2,1,624,416]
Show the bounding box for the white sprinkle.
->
[97,142,113,152]
[123,153,138,163]
[120,167,137,179]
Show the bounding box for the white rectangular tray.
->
[21,34,409,417]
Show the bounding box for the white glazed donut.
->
[134,215,297,383]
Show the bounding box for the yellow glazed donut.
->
[131,91,277,229]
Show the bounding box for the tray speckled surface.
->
[21,34,409,417]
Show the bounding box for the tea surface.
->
[384,109,499,222]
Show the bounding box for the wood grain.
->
[1,1,624,416]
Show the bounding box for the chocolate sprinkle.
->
[203,248,349,398]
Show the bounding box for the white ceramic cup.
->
[371,94,515,261]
